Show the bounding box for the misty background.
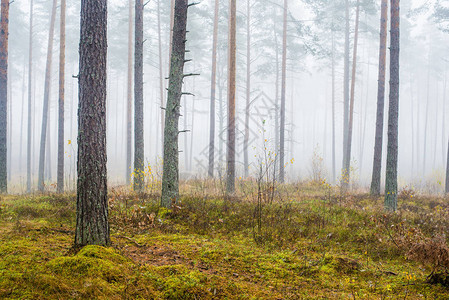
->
[6,0,449,193]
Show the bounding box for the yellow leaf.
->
[68,140,72,145]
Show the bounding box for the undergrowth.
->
[0,182,448,299]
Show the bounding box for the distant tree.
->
[37,0,57,192]
[342,0,360,189]
[27,0,33,193]
[208,0,219,178]
[75,0,110,246]
[243,0,251,178]
[57,0,66,193]
[227,0,236,194]
[385,0,400,211]
[161,0,189,208]
[279,0,289,183]
[0,0,9,193]
[133,0,144,192]
[126,0,133,185]
[370,0,388,196]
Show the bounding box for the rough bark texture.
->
[126,0,133,185]
[27,0,33,193]
[243,0,251,178]
[161,0,188,208]
[279,0,287,183]
[342,0,360,190]
[133,0,144,192]
[370,0,388,196]
[385,0,400,212]
[37,0,57,192]
[226,0,237,195]
[75,0,110,247]
[208,0,219,178]
[0,0,8,193]
[57,0,66,193]
[342,0,350,182]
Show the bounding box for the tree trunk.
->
[126,0,133,185]
[0,0,9,193]
[331,25,336,183]
[385,0,400,211]
[161,0,188,208]
[343,0,360,190]
[370,0,388,196]
[446,138,449,194]
[27,0,33,193]
[342,0,350,181]
[208,0,219,178]
[133,0,144,192]
[20,62,26,175]
[226,0,237,195]
[37,0,57,192]
[7,70,11,182]
[157,0,165,158]
[57,0,66,193]
[243,0,251,178]
[279,0,287,183]
[75,0,110,247]
[423,67,430,175]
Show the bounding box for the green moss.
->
[47,246,130,282]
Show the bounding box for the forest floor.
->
[1,181,449,299]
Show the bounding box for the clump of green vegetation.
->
[1,184,449,299]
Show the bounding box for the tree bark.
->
[37,0,57,192]
[27,0,33,193]
[57,0,66,193]
[0,0,9,193]
[370,0,388,196]
[126,0,133,185]
[20,61,26,175]
[279,0,288,183]
[226,0,237,194]
[385,0,400,212]
[161,0,188,208]
[243,0,251,178]
[343,0,360,190]
[75,0,110,247]
[133,0,144,192]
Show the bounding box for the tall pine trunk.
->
[126,0,133,185]
[0,0,9,193]
[279,0,287,183]
[27,0,33,192]
[37,0,57,192]
[75,0,110,247]
[208,0,219,178]
[343,0,360,189]
[370,0,388,196]
[161,0,189,208]
[331,25,336,183]
[133,0,144,191]
[243,0,251,178]
[385,0,400,211]
[226,0,237,194]
[57,0,66,193]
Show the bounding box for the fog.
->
[5,0,449,194]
